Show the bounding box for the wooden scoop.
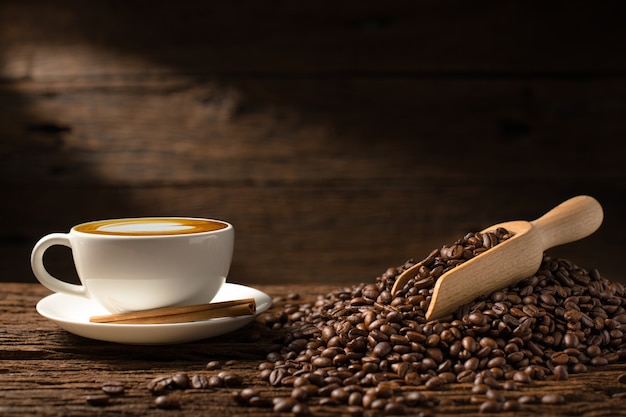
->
[390,195,603,321]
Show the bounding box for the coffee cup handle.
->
[30,233,87,297]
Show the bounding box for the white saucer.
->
[36,283,272,345]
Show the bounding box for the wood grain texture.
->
[3,282,626,417]
[0,1,625,287]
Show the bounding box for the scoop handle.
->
[531,195,603,251]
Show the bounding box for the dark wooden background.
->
[1,1,625,287]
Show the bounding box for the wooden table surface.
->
[3,282,626,417]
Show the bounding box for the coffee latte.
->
[32,216,234,312]
[74,218,228,236]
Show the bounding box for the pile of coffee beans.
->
[249,227,626,414]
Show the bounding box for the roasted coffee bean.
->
[147,376,174,394]
[591,356,609,366]
[500,381,517,391]
[232,388,273,408]
[401,391,429,407]
[273,397,298,412]
[479,400,502,413]
[384,401,408,415]
[238,388,260,401]
[541,394,565,404]
[231,390,249,406]
[479,375,500,389]
[502,399,523,411]
[553,365,569,381]
[291,387,311,402]
[348,391,363,406]
[249,396,273,408]
[550,351,570,365]
[190,374,209,389]
[370,398,389,410]
[292,402,311,416]
[269,368,287,387]
[208,375,224,387]
[205,360,222,370]
[424,375,446,390]
[512,371,531,384]
[518,395,536,404]
[154,394,180,409]
[456,369,475,383]
[485,389,505,403]
[171,373,189,389]
[375,384,395,399]
[101,380,124,396]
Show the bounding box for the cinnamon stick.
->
[89,298,256,324]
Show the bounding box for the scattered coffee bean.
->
[171,372,189,389]
[553,365,569,381]
[479,399,502,413]
[101,380,124,396]
[205,360,222,370]
[384,401,408,415]
[154,394,180,409]
[512,371,531,384]
[292,402,311,416]
[220,371,244,387]
[291,387,312,402]
[231,390,248,406]
[472,384,489,394]
[541,394,565,404]
[485,389,504,403]
[232,388,273,408]
[273,397,298,412]
[518,395,536,404]
[238,387,260,401]
[147,375,174,394]
[502,381,518,391]
[424,375,446,390]
[208,375,224,387]
[502,399,523,411]
[248,396,273,408]
[190,374,209,389]
[402,391,430,407]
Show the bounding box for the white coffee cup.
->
[30,217,234,313]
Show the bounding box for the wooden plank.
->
[1,77,625,186]
[2,76,625,284]
[4,182,623,286]
[1,1,626,79]
[4,283,626,417]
